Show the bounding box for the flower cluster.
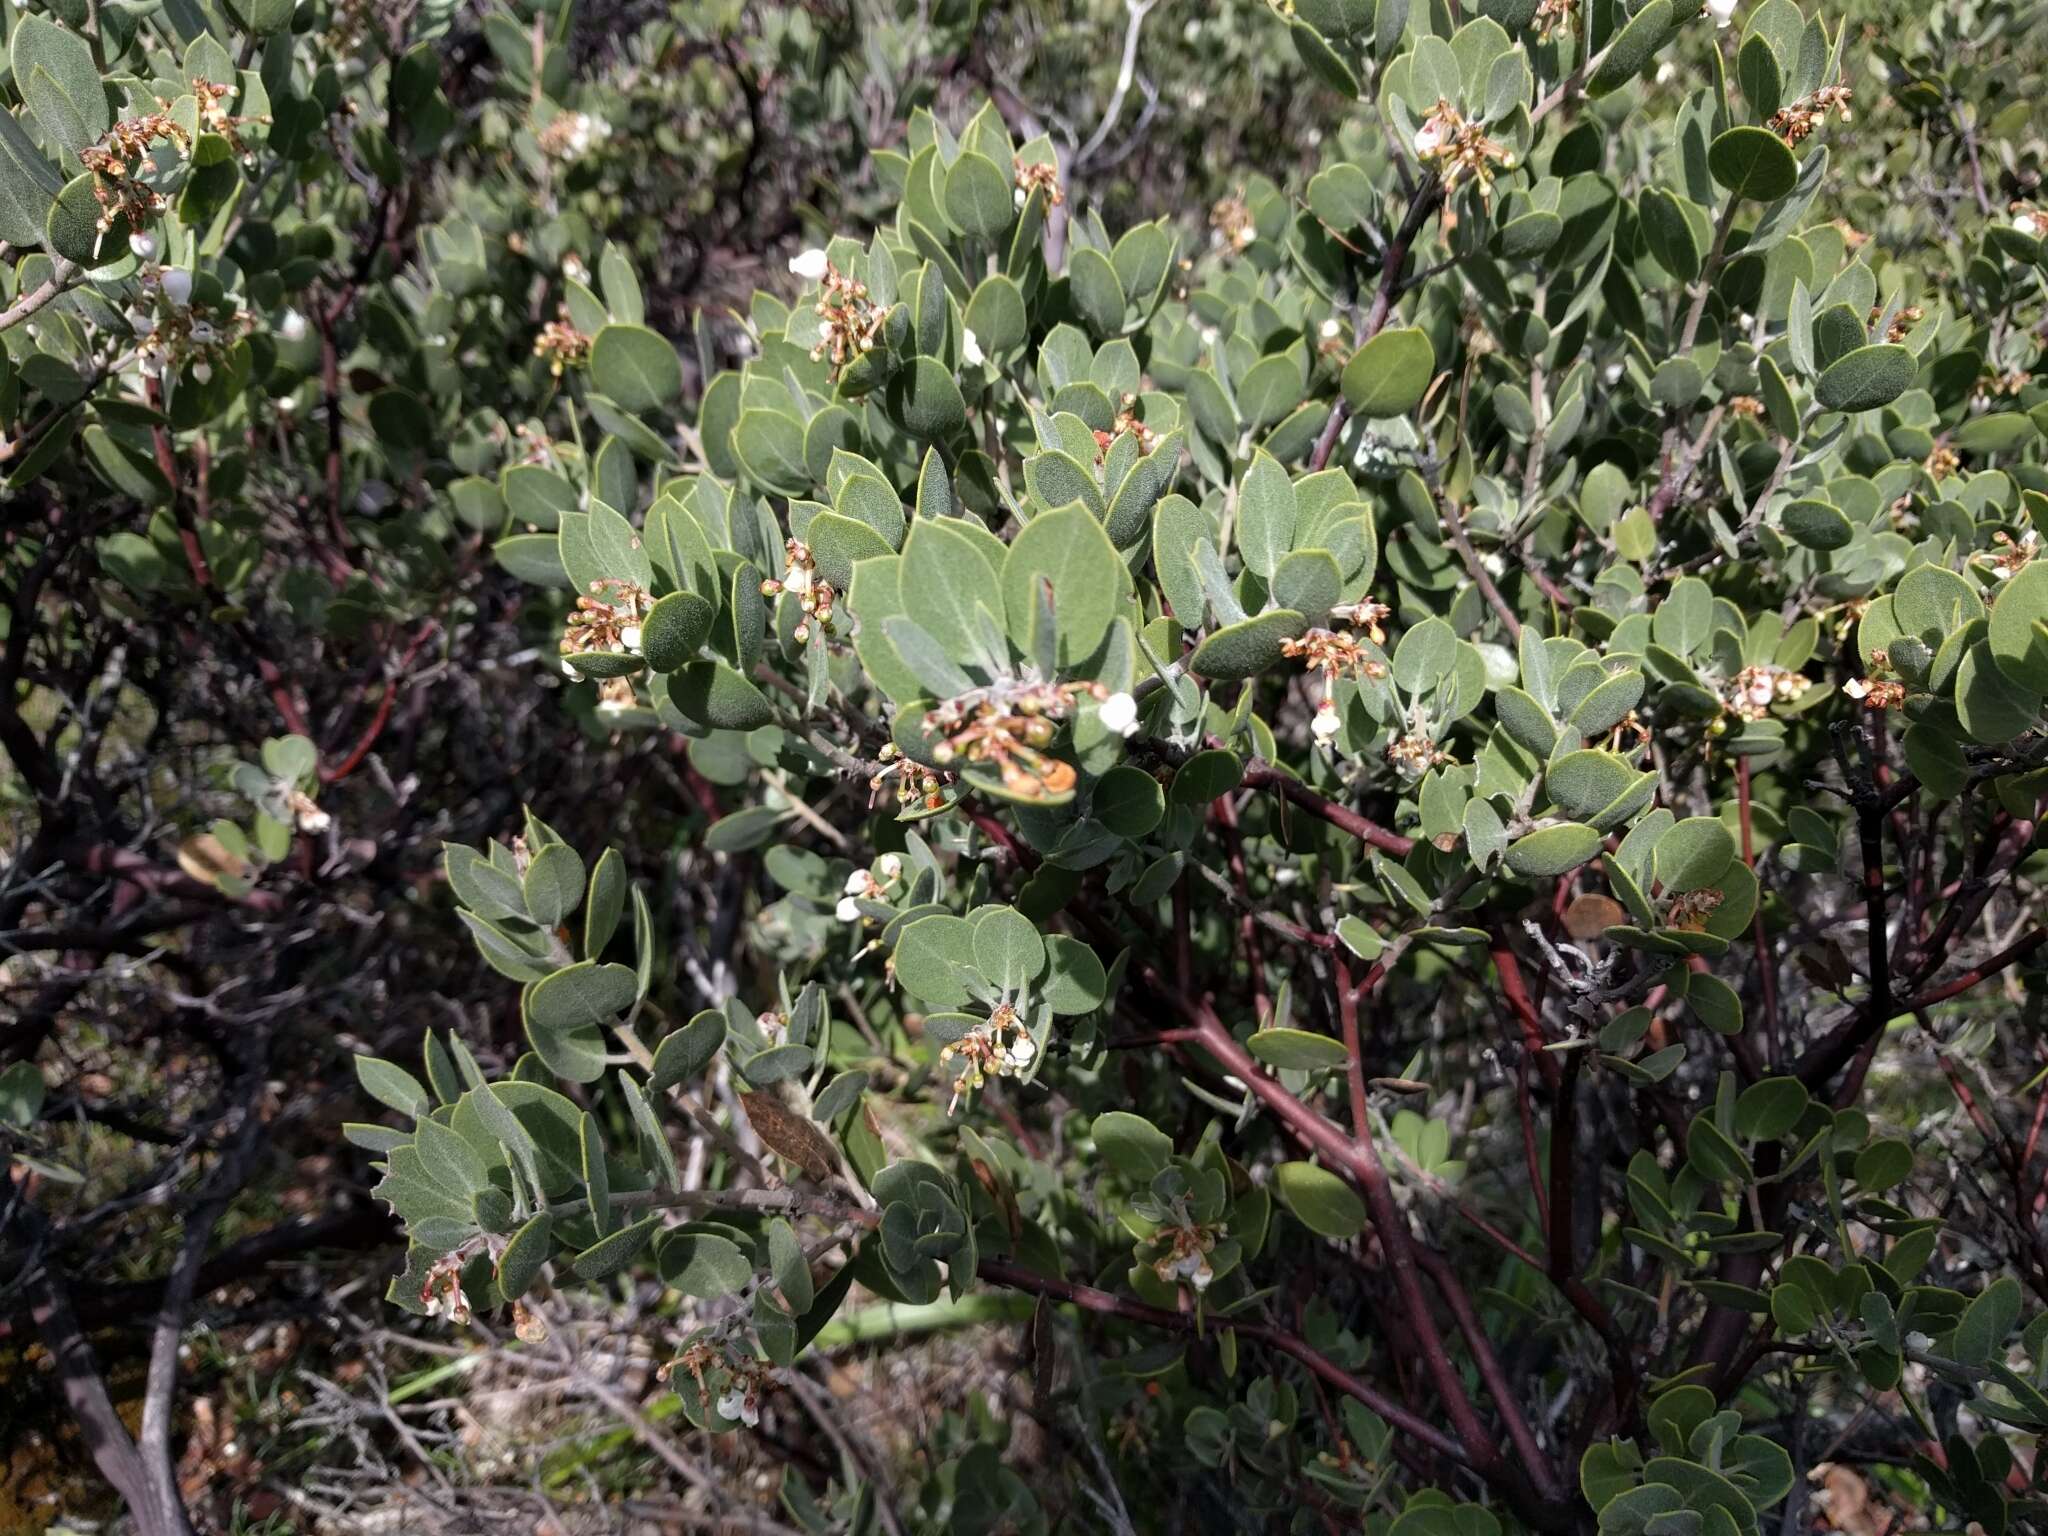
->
[1718,663,1807,723]
[937,1002,1038,1112]
[594,676,640,717]
[1210,191,1256,253]
[1975,527,2039,580]
[1662,888,1725,932]
[558,578,652,665]
[1870,304,1923,343]
[83,83,266,256]
[1412,99,1516,200]
[1841,651,1906,711]
[1282,599,1391,747]
[1386,720,1455,779]
[836,853,903,922]
[537,110,611,160]
[1013,155,1065,208]
[126,265,243,384]
[804,262,885,379]
[1841,675,1906,711]
[193,78,260,149]
[924,680,1127,800]
[1770,83,1853,145]
[420,1244,488,1324]
[1111,394,1159,455]
[1533,0,1577,41]
[659,1339,768,1428]
[1148,1221,1223,1294]
[81,113,180,255]
[285,788,331,836]
[868,743,951,814]
[533,308,592,376]
[1595,711,1653,764]
[2014,204,2047,239]
[759,538,837,641]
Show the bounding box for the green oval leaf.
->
[1273,1161,1367,1238]
[1341,327,1435,418]
[1708,125,1800,201]
[1814,344,1915,414]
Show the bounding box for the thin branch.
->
[975,1259,1472,1471]
[1240,760,1415,856]
[1308,175,1445,475]
[0,258,81,334]
[1073,0,1157,168]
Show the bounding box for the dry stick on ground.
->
[15,1062,270,1536]
[136,1066,271,1535]
[784,1367,911,1536]
[24,1214,165,1526]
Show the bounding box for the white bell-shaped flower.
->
[1097,692,1139,737]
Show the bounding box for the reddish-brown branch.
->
[1334,954,1373,1147]
[975,1258,1474,1471]
[316,308,355,579]
[1410,1244,1564,1504]
[2024,1074,2048,1215]
[964,805,1038,871]
[1160,968,1518,1499]
[1908,814,2030,988]
[1214,795,1270,1021]
[1794,773,1892,1098]
[1490,935,1562,1090]
[1240,762,1415,856]
[1307,176,1444,475]
[1547,1047,1584,1285]
[1518,1052,1550,1232]
[1172,873,1194,985]
[146,381,314,741]
[1907,928,2045,1009]
[1736,757,1781,1064]
[321,622,437,784]
[67,842,285,915]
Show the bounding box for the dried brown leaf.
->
[740,1091,839,1181]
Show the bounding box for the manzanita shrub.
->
[11,0,2048,1525]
